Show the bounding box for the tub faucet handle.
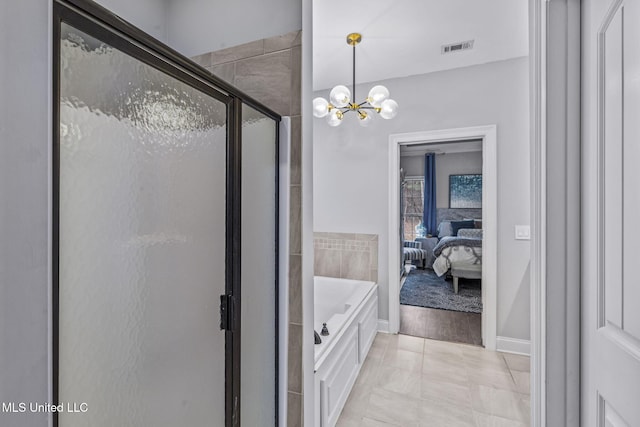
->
[314,330,322,344]
[321,323,329,336]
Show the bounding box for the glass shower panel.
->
[240,105,278,425]
[58,23,227,426]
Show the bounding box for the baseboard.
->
[377,320,389,333]
[496,336,531,356]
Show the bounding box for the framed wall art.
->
[449,174,482,208]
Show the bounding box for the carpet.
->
[400,268,482,313]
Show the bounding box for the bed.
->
[432,221,483,277]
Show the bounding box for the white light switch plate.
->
[515,225,531,240]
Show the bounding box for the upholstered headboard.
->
[436,208,482,225]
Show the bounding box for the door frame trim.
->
[530,0,582,426]
[530,1,547,425]
[387,126,498,349]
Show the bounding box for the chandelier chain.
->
[352,43,356,106]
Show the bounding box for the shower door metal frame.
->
[52,1,281,426]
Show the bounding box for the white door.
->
[582,0,640,425]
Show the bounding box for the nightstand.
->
[415,236,438,268]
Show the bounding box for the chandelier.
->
[313,33,398,127]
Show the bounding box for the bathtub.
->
[313,276,378,427]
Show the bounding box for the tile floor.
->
[336,333,530,427]
[400,305,482,346]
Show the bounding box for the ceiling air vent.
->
[441,40,474,54]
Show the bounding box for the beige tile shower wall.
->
[314,232,379,283]
[192,30,301,117]
[193,30,303,427]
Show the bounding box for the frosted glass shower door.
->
[240,106,278,425]
[57,22,229,426]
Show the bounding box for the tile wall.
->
[191,31,301,117]
[192,31,303,427]
[314,232,379,283]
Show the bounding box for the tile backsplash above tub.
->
[314,232,378,282]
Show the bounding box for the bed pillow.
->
[464,217,483,229]
[437,221,453,239]
[450,220,475,237]
[458,228,483,239]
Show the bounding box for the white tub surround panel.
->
[313,277,378,427]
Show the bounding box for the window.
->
[402,177,424,241]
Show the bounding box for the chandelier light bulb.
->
[329,85,351,108]
[326,109,344,127]
[358,111,372,127]
[379,99,399,120]
[367,85,389,108]
[312,97,330,118]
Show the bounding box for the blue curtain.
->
[423,153,437,236]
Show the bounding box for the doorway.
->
[53,1,280,426]
[388,126,498,350]
[398,139,484,346]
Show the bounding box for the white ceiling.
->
[313,0,529,91]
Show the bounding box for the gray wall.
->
[401,151,483,209]
[0,1,51,426]
[313,57,531,341]
[95,0,168,42]
[166,0,302,57]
